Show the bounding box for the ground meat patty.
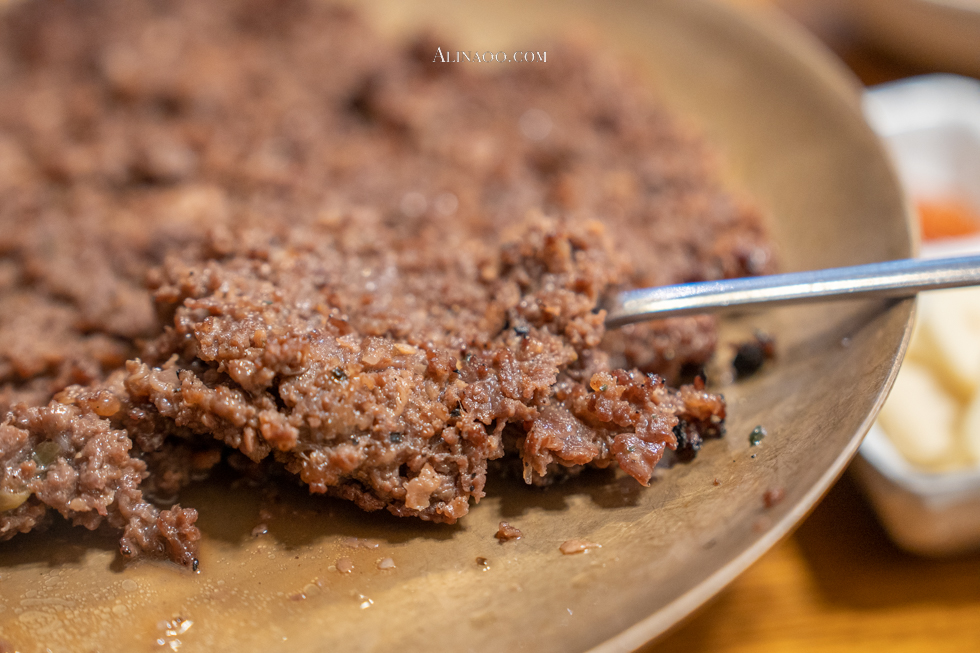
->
[0,0,770,565]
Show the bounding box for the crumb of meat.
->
[404,464,443,512]
[377,557,396,570]
[0,0,771,565]
[763,487,785,508]
[559,539,601,555]
[496,521,523,542]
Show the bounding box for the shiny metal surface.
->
[0,2,915,652]
[607,255,980,326]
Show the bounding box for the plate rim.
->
[590,2,916,650]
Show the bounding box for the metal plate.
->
[0,1,914,651]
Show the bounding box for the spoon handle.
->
[605,255,980,328]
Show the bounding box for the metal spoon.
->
[605,254,980,328]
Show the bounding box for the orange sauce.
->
[918,199,980,241]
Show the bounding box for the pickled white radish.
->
[961,390,980,462]
[878,360,959,467]
[909,288,980,402]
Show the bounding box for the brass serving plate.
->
[0,1,913,651]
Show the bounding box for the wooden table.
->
[651,475,980,652]
[650,2,980,651]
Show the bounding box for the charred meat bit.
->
[732,332,776,379]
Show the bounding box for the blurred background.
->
[652,0,980,651]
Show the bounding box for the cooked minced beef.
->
[496,522,522,542]
[0,0,772,566]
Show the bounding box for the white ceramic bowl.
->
[857,74,980,556]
